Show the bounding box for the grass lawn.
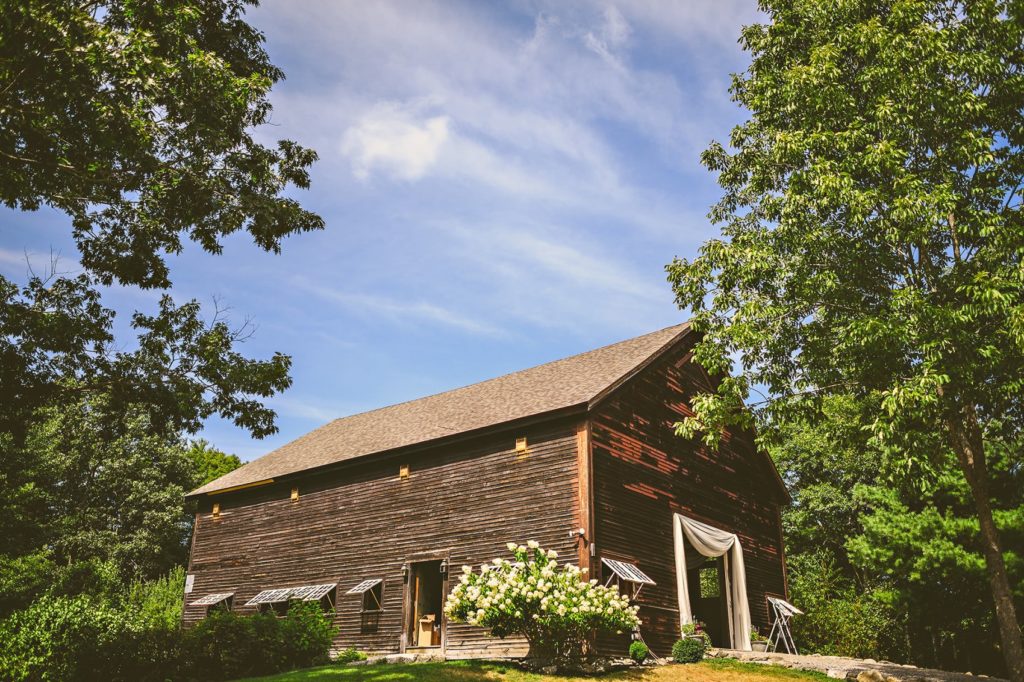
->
[241,658,832,682]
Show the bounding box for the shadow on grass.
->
[242,660,658,682]
[242,658,833,682]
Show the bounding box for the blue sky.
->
[0,0,761,460]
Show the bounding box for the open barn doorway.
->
[684,544,729,646]
[405,560,444,650]
[672,513,753,650]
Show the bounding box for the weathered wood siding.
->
[184,419,583,657]
[590,338,788,655]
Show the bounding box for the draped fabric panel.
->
[672,513,752,651]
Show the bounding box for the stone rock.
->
[578,661,608,675]
[856,671,886,682]
[826,668,846,679]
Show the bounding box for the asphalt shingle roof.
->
[190,323,691,496]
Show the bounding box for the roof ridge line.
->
[310,323,691,426]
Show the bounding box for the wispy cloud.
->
[270,395,347,423]
[583,6,632,71]
[292,277,505,337]
[0,246,80,275]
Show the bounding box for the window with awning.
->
[245,583,337,615]
[601,557,656,600]
[189,592,234,613]
[347,578,384,634]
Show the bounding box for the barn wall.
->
[184,418,583,658]
[590,337,788,655]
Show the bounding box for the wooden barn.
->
[183,323,790,658]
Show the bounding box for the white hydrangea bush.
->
[444,541,641,665]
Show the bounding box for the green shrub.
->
[0,594,140,681]
[0,551,56,617]
[0,589,337,682]
[629,640,649,663]
[185,608,259,680]
[278,601,337,669]
[183,603,337,680]
[336,647,368,663]
[250,610,288,673]
[671,637,705,663]
[788,554,905,660]
[124,566,185,630]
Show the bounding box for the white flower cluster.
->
[444,541,640,648]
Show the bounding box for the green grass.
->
[240,658,833,682]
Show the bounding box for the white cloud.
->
[341,102,450,181]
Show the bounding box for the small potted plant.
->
[750,627,769,652]
[681,621,712,647]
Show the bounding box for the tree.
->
[769,395,888,579]
[14,397,201,579]
[667,2,1024,677]
[770,395,1023,672]
[0,395,244,616]
[0,0,321,441]
[185,439,243,487]
[2,0,322,289]
[1,1,319,545]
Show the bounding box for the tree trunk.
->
[944,407,1024,682]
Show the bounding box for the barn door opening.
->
[672,513,753,650]
[686,551,729,647]
[406,560,443,649]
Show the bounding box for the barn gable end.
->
[588,332,788,653]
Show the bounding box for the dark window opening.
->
[362,582,383,612]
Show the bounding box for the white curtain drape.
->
[673,513,752,651]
